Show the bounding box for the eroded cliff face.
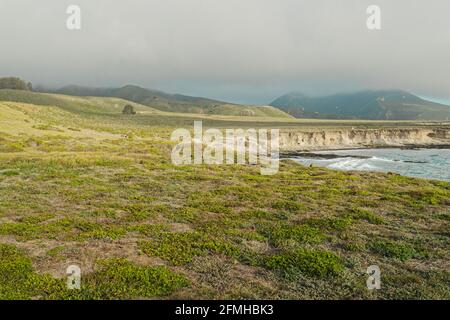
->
[279,127,450,151]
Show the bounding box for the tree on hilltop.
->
[0,77,32,91]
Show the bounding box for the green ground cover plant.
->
[0,93,449,299]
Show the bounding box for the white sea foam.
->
[328,158,378,171]
[291,148,450,181]
[370,156,398,163]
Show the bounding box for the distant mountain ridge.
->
[42,85,291,118]
[270,90,450,120]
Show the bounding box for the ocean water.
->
[291,148,450,181]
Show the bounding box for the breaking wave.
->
[291,148,450,181]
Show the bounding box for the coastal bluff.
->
[279,126,450,151]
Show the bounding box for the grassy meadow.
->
[0,90,449,299]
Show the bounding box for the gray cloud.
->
[1,0,449,104]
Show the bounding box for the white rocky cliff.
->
[279,127,450,151]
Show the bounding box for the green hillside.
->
[0,97,448,300]
[271,90,450,120]
[48,85,292,118]
[0,89,159,115]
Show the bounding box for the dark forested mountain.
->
[270,90,450,120]
[52,85,221,107]
[37,85,291,118]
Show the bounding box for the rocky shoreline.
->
[280,151,431,164]
[281,143,450,158]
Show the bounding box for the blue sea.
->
[292,148,450,181]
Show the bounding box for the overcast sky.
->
[1,0,449,104]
